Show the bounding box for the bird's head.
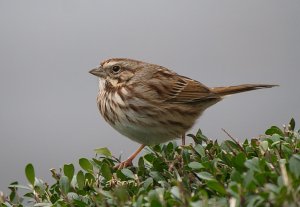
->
[89,58,145,87]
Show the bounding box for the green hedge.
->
[1,119,300,207]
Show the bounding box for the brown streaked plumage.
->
[89,58,277,168]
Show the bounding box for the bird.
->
[89,58,277,168]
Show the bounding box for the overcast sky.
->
[0,0,299,192]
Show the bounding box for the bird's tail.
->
[211,84,278,96]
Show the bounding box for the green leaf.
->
[244,169,255,189]
[59,175,70,194]
[114,187,129,203]
[230,169,242,183]
[143,177,153,190]
[144,153,155,163]
[94,147,112,157]
[116,169,127,180]
[289,118,295,131]
[149,171,165,182]
[259,141,269,154]
[153,145,162,153]
[33,203,53,207]
[67,192,79,201]
[136,195,144,207]
[265,183,280,194]
[182,148,190,164]
[63,164,75,182]
[100,162,112,180]
[170,186,180,199]
[246,195,264,207]
[271,140,281,148]
[152,157,167,172]
[269,134,282,143]
[206,180,226,195]
[121,169,135,180]
[73,199,89,207]
[165,142,175,154]
[194,144,205,157]
[265,126,284,136]
[232,152,246,171]
[138,157,145,169]
[25,163,35,186]
[148,189,163,207]
[85,172,95,186]
[188,162,204,170]
[195,129,208,143]
[79,158,93,172]
[244,157,261,172]
[34,178,46,194]
[288,154,300,178]
[76,170,85,190]
[195,172,215,181]
[224,140,240,152]
[8,184,32,191]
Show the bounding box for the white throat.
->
[98,78,106,91]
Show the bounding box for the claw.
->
[114,159,133,169]
[113,144,145,169]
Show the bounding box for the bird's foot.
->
[113,144,145,170]
[113,159,133,170]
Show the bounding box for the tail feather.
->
[211,84,278,96]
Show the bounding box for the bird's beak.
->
[89,67,105,78]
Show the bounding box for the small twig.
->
[112,155,121,164]
[279,140,283,158]
[32,189,42,203]
[205,149,214,160]
[222,128,245,153]
[192,171,202,182]
[224,142,237,156]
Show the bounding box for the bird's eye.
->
[111,65,121,74]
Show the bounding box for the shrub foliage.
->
[1,119,300,207]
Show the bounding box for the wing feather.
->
[147,69,220,103]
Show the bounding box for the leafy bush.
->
[1,119,300,207]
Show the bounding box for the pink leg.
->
[114,144,146,169]
[181,134,186,145]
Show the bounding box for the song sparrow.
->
[90,58,276,168]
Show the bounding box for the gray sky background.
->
[0,0,299,192]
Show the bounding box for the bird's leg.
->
[114,144,146,169]
[181,133,186,145]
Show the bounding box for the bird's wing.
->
[147,69,220,103]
